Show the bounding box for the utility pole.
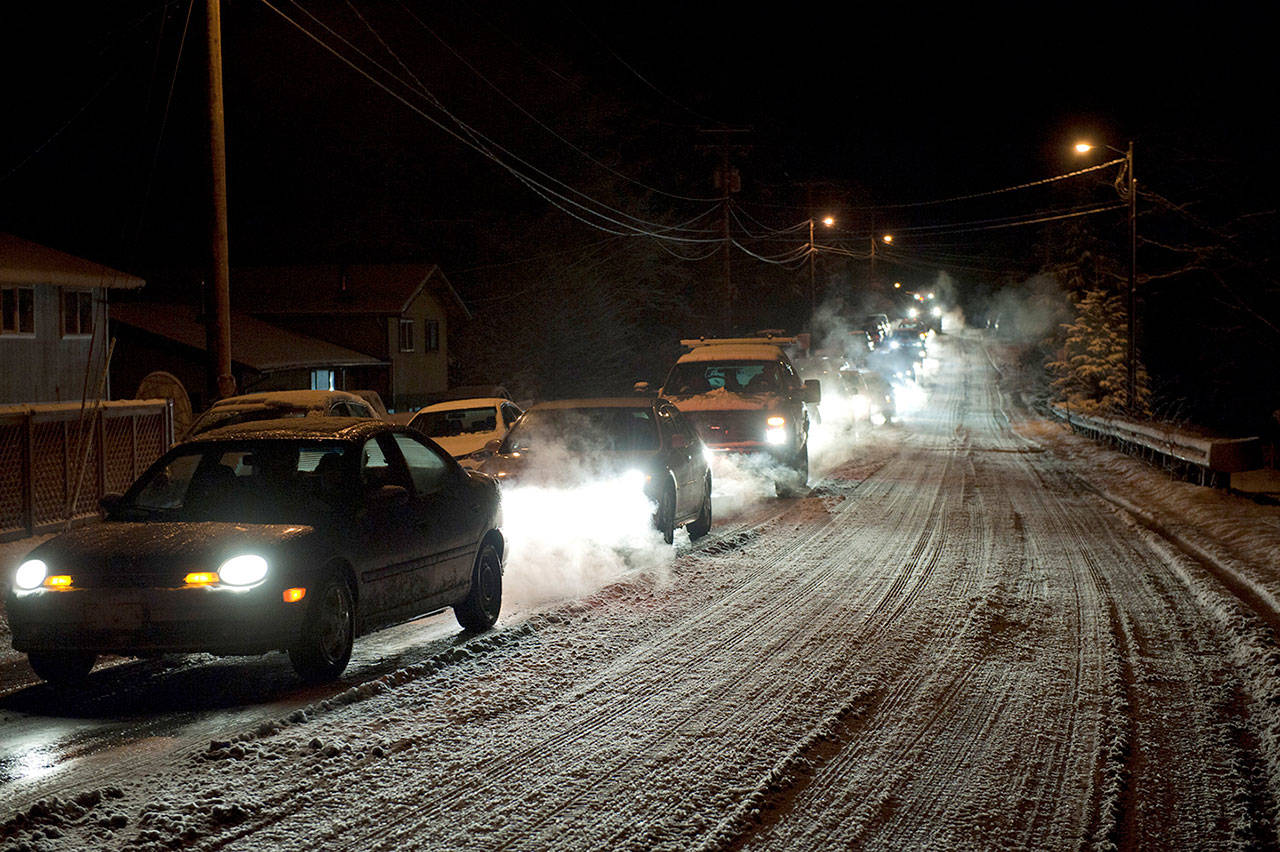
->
[1124,140,1137,414]
[206,0,235,400]
[698,129,749,335]
[718,150,735,334]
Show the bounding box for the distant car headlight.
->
[889,339,901,349]
[15,559,47,591]
[217,554,269,586]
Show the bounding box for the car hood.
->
[23,521,318,579]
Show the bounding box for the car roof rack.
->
[679,336,798,348]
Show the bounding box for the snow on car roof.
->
[677,344,787,363]
[185,416,391,442]
[209,389,368,410]
[415,397,508,413]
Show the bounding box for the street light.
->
[808,215,835,329]
[1075,139,1137,413]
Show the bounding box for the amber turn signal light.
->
[184,572,219,586]
[283,587,307,603]
[43,575,73,588]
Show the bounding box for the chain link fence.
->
[0,401,172,542]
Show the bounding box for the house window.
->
[398,318,414,353]
[1,286,35,336]
[423,319,439,352]
[62,289,94,337]
[311,369,335,391]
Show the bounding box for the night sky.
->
[1,1,1272,304]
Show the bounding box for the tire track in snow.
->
[339,474,946,852]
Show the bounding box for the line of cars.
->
[5,336,826,688]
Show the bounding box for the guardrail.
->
[0,400,173,542]
[1050,405,1262,488]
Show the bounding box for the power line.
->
[259,0,723,244]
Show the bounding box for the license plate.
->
[89,603,144,631]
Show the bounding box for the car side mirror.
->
[670,433,688,449]
[803,379,822,405]
[368,484,410,508]
[484,438,503,454]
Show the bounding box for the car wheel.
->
[686,473,713,540]
[456,542,503,632]
[289,575,355,683]
[652,481,676,545]
[27,651,96,686]
[775,444,809,497]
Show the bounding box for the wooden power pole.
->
[206,0,235,400]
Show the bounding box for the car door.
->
[389,432,483,608]
[352,434,426,626]
[656,404,698,517]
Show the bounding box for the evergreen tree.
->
[1047,289,1150,416]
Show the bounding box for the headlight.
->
[15,559,47,591]
[765,415,788,445]
[890,340,901,349]
[217,554,269,586]
[619,469,650,489]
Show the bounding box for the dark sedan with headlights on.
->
[5,418,505,686]
[478,397,712,545]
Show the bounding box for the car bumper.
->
[703,441,798,462]
[6,585,307,656]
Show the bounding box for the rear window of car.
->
[412,406,499,437]
[504,407,659,453]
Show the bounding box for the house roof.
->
[232,263,472,321]
[0,233,145,289]
[110,303,384,373]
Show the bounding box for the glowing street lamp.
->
[1075,138,1138,413]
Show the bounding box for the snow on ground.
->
[3,332,1280,850]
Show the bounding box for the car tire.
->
[455,542,503,632]
[652,481,676,545]
[775,443,809,497]
[27,651,96,686]
[686,473,713,540]
[289,575,355,683]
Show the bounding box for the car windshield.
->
[412,406,498,438]
[664,361,782,395]
[120,440,351,523]
[503,407,659,453]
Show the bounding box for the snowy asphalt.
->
[2,333,1280,850]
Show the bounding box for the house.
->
[108,302,385,417]
[0,233,145,404]
[232,264,471,412]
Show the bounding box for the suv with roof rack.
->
[657,336,821,496]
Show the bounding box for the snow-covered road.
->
[4,333,1280,851]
